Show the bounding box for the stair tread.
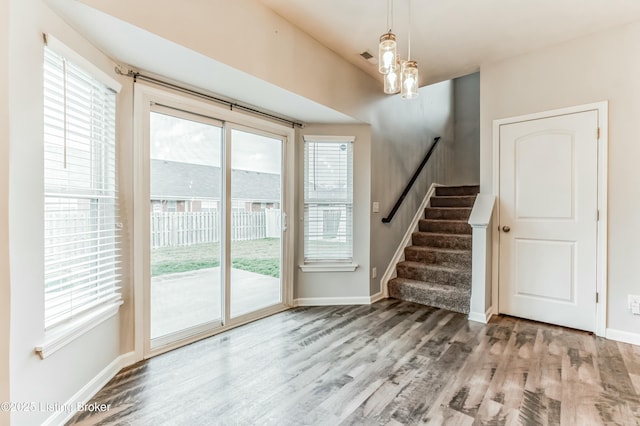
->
[420,219,469,223]
[390,277,471,292]
[431,195,477,198]
[413,231,472,238]
[405,245,471,254]
[398,260,471,273]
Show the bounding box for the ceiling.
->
[45,0,640,123]
[259,0,640,86]
[46,0,358,124]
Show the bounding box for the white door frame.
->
[132,83,295,360]
[491,101,608,336]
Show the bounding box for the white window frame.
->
[300,135,357,272]
[36,36,122,359]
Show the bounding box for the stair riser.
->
[388,280,471,314]
[430,196,476,208]
[412,233,472,250]
[424,208,472,220]
[419,220,472,235]
[396,264,471,286]
[435,186,480,197]
[404,247,471,267]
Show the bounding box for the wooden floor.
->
[67,300,640,426]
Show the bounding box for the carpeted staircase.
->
[388,185,479,314]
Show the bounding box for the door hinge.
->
[597,210,600,221]
[597,127,601,140]
[596,292,599,303]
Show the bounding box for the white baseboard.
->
[294,296,378,306]
[606,328,640,346]
[370,291,385,304]
[468,307,493,324]
[44,351,137,426]
[380,183,442,298]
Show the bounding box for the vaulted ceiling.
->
[259,0,640,86]
[46,0,640,123]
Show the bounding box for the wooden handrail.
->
[382,137,441,223]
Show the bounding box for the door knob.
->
[502,226,511,233]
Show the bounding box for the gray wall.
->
[450,73,480,185]
[368,80,455,296]
[367,73,481,296]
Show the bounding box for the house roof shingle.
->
[150,159,280,201]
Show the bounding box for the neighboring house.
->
[150,159,281,212]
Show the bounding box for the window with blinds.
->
[303,137,354,262]
[43,46,121,330]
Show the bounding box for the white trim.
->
[492,101,608,336]
[303,135,355,143]
[468,195,496,325]
[45,34,122,93]
[42,351,136,426]
[380,183,441,297]
[468,307,494,324]
[369,291,385,304]
[468,194,495,228]
[293,296,374,306]
[468,227,488,321]
[35,301,122,360]
[595,104,608,337]
[606,328,640,346]
[299,263,359,272]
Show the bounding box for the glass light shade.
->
[384,62,400,94]
[378,32,397,74]
[401,60,419,99]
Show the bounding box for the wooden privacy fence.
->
[151,209,281,248]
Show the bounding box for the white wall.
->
[7,0,124,424]
[480,21,640,336]
[0,0,11,424]
[79,0,380,123]
[296,124,371,300]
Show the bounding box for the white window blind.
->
[43,46,121,330]
[303,137,354,262]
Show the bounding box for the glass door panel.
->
[149,109,223,340]
[229,128,283,318]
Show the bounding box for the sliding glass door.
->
[147,107,285,351]
[229,128,283,318]
[149,108,223,342]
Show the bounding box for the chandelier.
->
[379,0,418,99]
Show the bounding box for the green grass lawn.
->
[151,238,281,278]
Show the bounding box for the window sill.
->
[299,263,359,272]
[35,300,123,360]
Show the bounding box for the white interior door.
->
[498,110,598,332]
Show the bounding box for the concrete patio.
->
[150,267,281,338]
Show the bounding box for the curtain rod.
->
[115,68,304,128]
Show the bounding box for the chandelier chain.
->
[408,0,412,60]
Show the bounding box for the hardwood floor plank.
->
[66,302,640,426]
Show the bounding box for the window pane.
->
[43,47,120,329]
[303,139,354,261]
[149,111,223,339]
